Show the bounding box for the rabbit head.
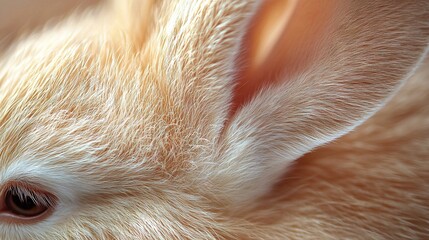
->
[0,0,428,239]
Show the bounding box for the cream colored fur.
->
[0,0,428,239]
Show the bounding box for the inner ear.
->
[230,0,341,114]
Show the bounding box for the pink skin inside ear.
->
[231,0,341,115]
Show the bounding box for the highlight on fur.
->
[0,0,428,239]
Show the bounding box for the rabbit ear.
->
[208,0,429,208]
[110,0,157,47]
[231,0,340,113]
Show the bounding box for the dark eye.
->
[4,187,51,218]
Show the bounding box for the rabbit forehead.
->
[0,26,218,184]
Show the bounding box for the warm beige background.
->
[0,0,100,51]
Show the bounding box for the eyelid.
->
[0,181,57,207]
[6,185,55,207]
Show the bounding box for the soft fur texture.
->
[0,0,428,239]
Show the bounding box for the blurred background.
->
[0,0,100,52]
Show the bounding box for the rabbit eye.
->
[3,186,53,218]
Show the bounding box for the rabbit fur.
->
[0,0,428,239]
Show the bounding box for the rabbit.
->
[0,0,428,239]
